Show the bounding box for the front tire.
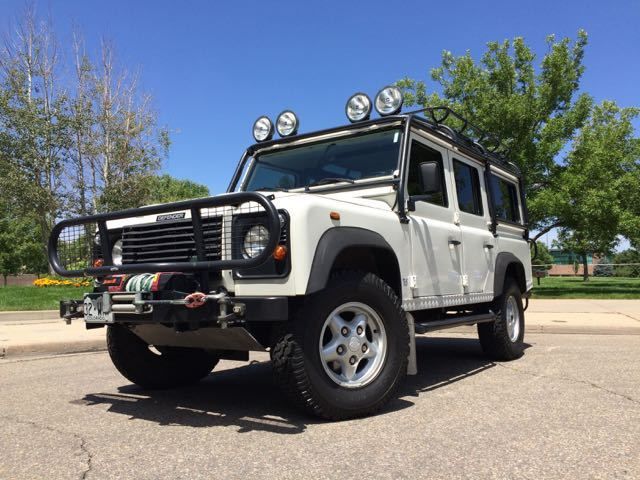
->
[478,279,525,360]
[107,325,220,389]
[271,271,409,420]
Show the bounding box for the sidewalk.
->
[450,299,640,335]
[1,299,640,359]
[0,311,105,358]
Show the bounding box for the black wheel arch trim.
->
[305,227,401,295]
[493,252,527,296]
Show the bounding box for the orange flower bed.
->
[33,277,92,288]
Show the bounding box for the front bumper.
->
[60,292,288,328]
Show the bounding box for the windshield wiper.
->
[305,177,355,190]
[254,186,289,192]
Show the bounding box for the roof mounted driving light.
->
[252,116,274,142]
[345,92,372,122]
[276,110,299,137]
[374,86,403,116]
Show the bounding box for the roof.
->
[245,107,522,178]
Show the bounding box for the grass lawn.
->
[531,276,640,299]
[0,285,87,311]
[1,276,639,311]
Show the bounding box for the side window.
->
[490,174,521,222]
[407,140,448,207]
[453,159,483,216]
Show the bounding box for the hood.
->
[260,186,396,212]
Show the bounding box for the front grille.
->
[121,217,222,264]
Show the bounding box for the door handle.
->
[484,243,494,249]
[448,239,461,246]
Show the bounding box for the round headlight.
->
[242,225,270,259]
[374,86,403,116]
[253,116,274,142]
[276,110,299,137]
[112,239,123,266]
[345,92,372,122]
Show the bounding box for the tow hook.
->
[184,292,224,309]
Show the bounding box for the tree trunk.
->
[582,254,589,282]
[3,274,7,287]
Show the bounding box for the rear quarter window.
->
[490,174,521,223]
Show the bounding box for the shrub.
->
[593,264,614,277]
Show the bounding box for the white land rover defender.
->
[51,86,533,420]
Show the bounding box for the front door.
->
[406,136,463,297]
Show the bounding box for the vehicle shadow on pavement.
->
[75,336,527,434]
[400,335,497,397]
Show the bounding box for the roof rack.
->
[406,106,520,174]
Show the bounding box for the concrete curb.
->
[1,338,106,359]
[0,310,59,322]
[447,325,640,336]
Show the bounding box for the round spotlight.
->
[252,116,274,142]
[345,92,372,122]
[374,86,404,116]
[276,110,299,137]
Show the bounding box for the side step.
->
[414,313,495,334]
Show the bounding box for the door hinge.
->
[404,275,417,289]
[461,274,469,291]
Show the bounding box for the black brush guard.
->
[48,192,281,277]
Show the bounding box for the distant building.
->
[548,249,595,276]
[549,249,593,265]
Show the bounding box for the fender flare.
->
[305,227,399,295]
[493,252,526,296]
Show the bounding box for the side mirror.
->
[419,161,441,195]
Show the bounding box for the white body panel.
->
[106,126,532,310]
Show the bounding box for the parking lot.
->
[2,332,639,479]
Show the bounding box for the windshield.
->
[243,128,401,191]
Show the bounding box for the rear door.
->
[451,156,495,293]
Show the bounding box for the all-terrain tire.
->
[478,279,525,360]
[271,271,409,420]
[107,325,220,389]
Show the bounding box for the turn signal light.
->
[273,245,288,261]
[93,258,104,267]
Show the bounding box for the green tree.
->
[613,249,640,277]
[532,241,554,272]
[144,174,210,204]
[66,38,170,214]
[396,31,592,232]
[616,145,640,249]
[551,102,639,280]
[0,7,170,267]
[0,9,71,259]
[0,202,47,285]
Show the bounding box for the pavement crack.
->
[79,436,93,479]
[0,414,93,479]
[496,363,640,406]
[616,311,640,323]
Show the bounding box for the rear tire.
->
[107,325,220,389]
[271,271,409,420]
[478,280,525,360]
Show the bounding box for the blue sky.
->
[1,0,638,201]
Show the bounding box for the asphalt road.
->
[1,333,639,480]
